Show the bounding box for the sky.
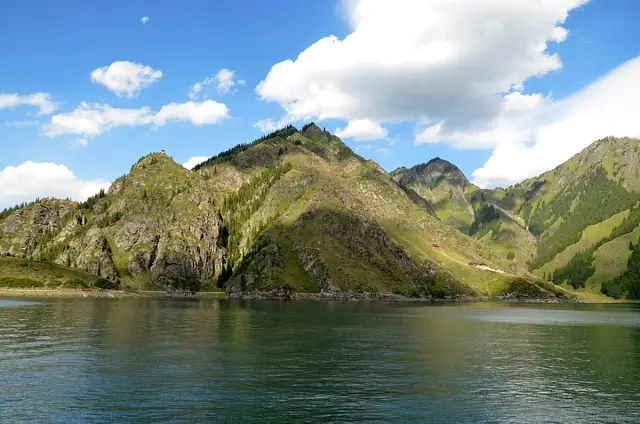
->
[1,0,639,208]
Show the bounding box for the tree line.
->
[193,125,298,171]
[217,162,293,285]
[529,167,638,270]
[550,202,640,289]
[601,242,640,299]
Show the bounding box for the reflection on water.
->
[1,299,639,423]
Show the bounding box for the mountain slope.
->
[0,154,227,292]
[392,158,536,271]
[485,136,640,298]
[0,125,567,300]
[193,125,556,299]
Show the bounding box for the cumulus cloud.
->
[189,68,240,100]
[0,161,111,206]
[141,16,149,25]
[182,156,210,170]
[255,0,586,128]
[335,118,387,141]
[253,0,639,189]
[471,57,640,188]
[91,61,162,98]
[42,100,229,140]
[0,93,57,115]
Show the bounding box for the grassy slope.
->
[487,138,640,271]
[588,223,640,287]
[534,209,630,277]
[0,256,114,289]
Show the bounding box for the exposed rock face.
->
[392,158,469,189]
[0,154,227,291]
[61,228,120,282]
[0,199,76,256]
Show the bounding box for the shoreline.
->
[0,287,595,303]
[0,288,226,299]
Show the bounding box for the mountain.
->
[389,136,640,300]
[392,158,536,271]
[485,136,640,299]
[0,124,561,301]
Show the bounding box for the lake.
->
[1,298,639,423]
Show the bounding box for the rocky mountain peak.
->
[394,157,469,189]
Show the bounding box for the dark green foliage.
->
[601,242,640,299]
[301,122,316,132]
[525,180,545,202]
[79,189,106,210]
[507,252,515,260]
[551,250,595,288]
[220,162,293,281]
[549,202,640,291]
[0,277,45,288]
[505,278,544,298]
[529,167,638,270]
[469,195,500,237]
[193,125,298,171]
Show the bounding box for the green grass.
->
[0,256,116,289]
[587,224,640,288]
[535,209,630,277]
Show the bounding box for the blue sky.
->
[1,0,639,207]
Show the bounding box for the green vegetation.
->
[551,250,595,288]
[79,188,106,210]
[193,125,297,170]
[0,198,51,220]
[2,129,638,301]
[529,167,637,270]
[0,256,116,289]
[219,162,293,283]
[601,242,640,299]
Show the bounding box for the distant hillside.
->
[486,136,640,299]
[392,158,536,271]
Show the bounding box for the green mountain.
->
[391,136,640,300]
[0,124,561,300]
[392,158,536,272]
[486,136,640,299]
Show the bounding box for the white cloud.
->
[253,118,284,133]
[5,120,39,127]
[255,0,586,129]
[43,100,229,140]
[189,68,239,99]
[471,57,640,188]
[155,100,229,125]
[415,121,444,144]
[0,161,111,206]
[141,16,149,25]
[335,118,387,141]
[0,93,57,115]
[182,156,210,170]
[91,61,162,98]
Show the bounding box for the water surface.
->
[1,298,639,423]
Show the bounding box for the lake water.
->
[1,298,640,423]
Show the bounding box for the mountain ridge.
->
[3,127,638,300]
